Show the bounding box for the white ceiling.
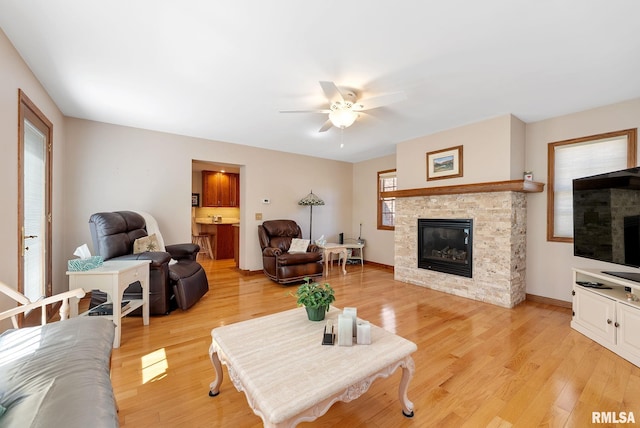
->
[2,1,640,163]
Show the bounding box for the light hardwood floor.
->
[109,259,640,427]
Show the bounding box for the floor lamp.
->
[298,190,324,241]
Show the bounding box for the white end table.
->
[318,243,347,276]
[340,242,364,266]
[66,260,150,348]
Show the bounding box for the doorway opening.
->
[192,160,242,266]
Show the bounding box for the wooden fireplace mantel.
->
[383,179,545,198]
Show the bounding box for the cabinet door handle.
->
[607,319,612,324]
[615,322,620,328]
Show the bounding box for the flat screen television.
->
[573,166,640,282]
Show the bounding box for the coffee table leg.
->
[208,342,223,397]
[399,357,415,417]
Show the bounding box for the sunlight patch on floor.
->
[141,348,168,384]
[380,304,397,333]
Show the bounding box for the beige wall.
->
[0,29,66,315]
[395,114,525,189]
[510,115,526,179]
[5,24,640,308]
[352,154,396,266]
[525,97,640,302]
[63,118,354,272]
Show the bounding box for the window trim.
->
[377,169,396,231]
[547,128,637,243]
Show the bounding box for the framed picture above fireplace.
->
[426,145,463,181]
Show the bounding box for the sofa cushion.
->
[0,317,117,428]
[89,211,148,260]
[133,233,161,253]
[262,220,301,238]
[288,238,310,254]
[277,251,322,265]
[270,236,293,252]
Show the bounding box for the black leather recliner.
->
[258,219,323,284]
[89,211,209,314]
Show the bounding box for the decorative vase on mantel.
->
[305,305,328,322]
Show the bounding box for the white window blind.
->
[24,119,46,302]
[553,136,629,237]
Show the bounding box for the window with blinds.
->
[547,129,637,242]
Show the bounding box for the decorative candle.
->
[343,307,357,337]
[337,314,353,346]
[356,320,371,345]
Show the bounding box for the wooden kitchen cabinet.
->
[202,171,240,207]
[200,223,235,260]
[233,224,239,268]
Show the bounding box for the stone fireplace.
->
[392,182,536,308]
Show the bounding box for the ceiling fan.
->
[280,81,406,133]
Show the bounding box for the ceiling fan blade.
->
[280,109,331,114]
[352,91,407,111]
[318,119,333,133]
[319,81,345,103]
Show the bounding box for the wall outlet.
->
[255,213,263,220]
[262,198,271,204]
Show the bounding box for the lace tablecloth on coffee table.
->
[208,306,417,427]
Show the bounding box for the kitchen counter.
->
[196,217,239,225]
[197,221,238,260]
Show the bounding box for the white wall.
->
[63,118,354,272]
[525,97,640,302]
[0,29,66,313]
[352,154,396,266]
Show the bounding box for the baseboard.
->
[241,263,394,276]
[362,260,394,272]
[526,293,572,309]
[238,269,264,276]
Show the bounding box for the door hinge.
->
[47,213,52,222]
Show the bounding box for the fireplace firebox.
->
[418,218,473,278]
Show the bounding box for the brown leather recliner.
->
[258,220,323,284]
[89,211,209,314]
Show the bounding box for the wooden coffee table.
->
[208,307,417,427]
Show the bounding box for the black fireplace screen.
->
[418,218,473,278]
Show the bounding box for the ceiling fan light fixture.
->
[328,107,358,129]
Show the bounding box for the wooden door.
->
[18,89,53,324]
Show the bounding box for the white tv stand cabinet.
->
[571,268,640,367]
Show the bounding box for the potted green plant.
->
[292,277,336,321]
